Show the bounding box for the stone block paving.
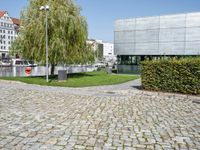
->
[0,81,200,149]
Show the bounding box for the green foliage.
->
[96,45,103,60]
[141,57,200,94]
[10,0,94,65]
[0,71,139,87]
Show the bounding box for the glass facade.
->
[117,56,140,65]
[114,12,200,56]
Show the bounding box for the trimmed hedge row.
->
[141,57,200,94]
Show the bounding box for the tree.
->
[10,0,94,75]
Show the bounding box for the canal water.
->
[0,65,97,77]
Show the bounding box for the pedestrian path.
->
[0,78,142,96]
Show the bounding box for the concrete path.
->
[0,79,142,97]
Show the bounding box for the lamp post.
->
[40,5,49,82]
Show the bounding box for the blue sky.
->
[1,0,200,42]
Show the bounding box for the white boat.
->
[0,61,11,67]
[12,59,37,67]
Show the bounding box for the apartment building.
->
[87,39,116,63]
[0,11,20,60]
[103,42,116,62]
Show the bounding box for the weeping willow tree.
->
[11,0,94,75]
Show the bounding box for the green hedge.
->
[141,57,200,94]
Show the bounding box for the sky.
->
[1,0,200,42]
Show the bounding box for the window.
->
[3,30,5,33]
[4,46,6,50]
[2,53,5,59]
[3,41,6,44]
[15,61,23,65]
[0,30,2,33]
[4,23,6,27]
[1,22,3,26]
[8,31,10,34]
[1,46,3,49]
[1,35,5,39]
[8,36,10,39]
[117,56,139,65]
[11,31,13,34]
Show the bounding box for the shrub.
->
[141,57,200,94]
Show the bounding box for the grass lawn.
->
[0,71,140,87]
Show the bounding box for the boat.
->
[0,60,11,67]
[12,59,37,67]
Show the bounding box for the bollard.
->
[58,70,67,81]
[106,67,112,74]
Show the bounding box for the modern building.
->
[0,11,20,60]
[114,12,200,73]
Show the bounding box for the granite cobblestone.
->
[0,80,200,149]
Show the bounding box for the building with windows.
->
[87,39,116,63]
[114,12,200,73]
[103,42,116,63]
[87,39,104,61]
[0,11,20,60]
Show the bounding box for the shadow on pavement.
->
[131,85,143,90]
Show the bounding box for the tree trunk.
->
[51,64,55,76]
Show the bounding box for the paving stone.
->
[74,145,86,149]
[0,80,200,149]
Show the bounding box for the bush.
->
[141,57,200,95]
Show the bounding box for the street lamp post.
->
[40,5,49,82]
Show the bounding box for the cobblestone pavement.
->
[0,80,200,150]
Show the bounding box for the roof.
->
[0,11,20,26]
[11,17,20,26]
[0,11,6,18]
